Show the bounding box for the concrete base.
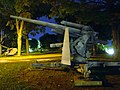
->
[74,75,102,86]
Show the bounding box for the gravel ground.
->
[0,62,120,90]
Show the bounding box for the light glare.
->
[105,48,114,55]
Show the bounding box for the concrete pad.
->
[74,75,102,86]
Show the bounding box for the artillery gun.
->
[10,15,120,86]
[10,15,96,63]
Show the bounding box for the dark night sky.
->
[28,16,56,40]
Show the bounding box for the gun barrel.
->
[61,21,94,32]
[61,21,85,29]
[10,15,81,34]
[51,29,79,37]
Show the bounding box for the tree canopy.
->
[41,0,120,23]
[40,33,62,49]
[0,0,52,55]
[29,38,38,50]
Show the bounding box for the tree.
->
[0,15,6,55]
[40,33,60,49]
[0,0,16,55]
[29,38,38,50]
[0,0,51,56]
[13,0,52,56]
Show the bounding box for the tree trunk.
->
[0,44,2,55]
[16,20,24,56]
[26,37,29,55]
[17,34,22,56]
[92,44,96,56]
[112,23,120,60]
[0,30,2,55]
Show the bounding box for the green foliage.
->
[0,0,52,52]
[29,0,51,18]
[0,0,15,16]
[42,0,120,24]
[15,0,31,13]
[0,14,8,30]
[42,0,79,19]
[3,29,17,48]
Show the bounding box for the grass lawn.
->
[0,61,120,90]
[0,53,119,90]
[0,62,33,89]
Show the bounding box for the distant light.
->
[105,48,114,55]
[37,40,41,48]
[97,43,100,45]
[29,38,32,40]
[29,49,33,52]
[29,46,33,52]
